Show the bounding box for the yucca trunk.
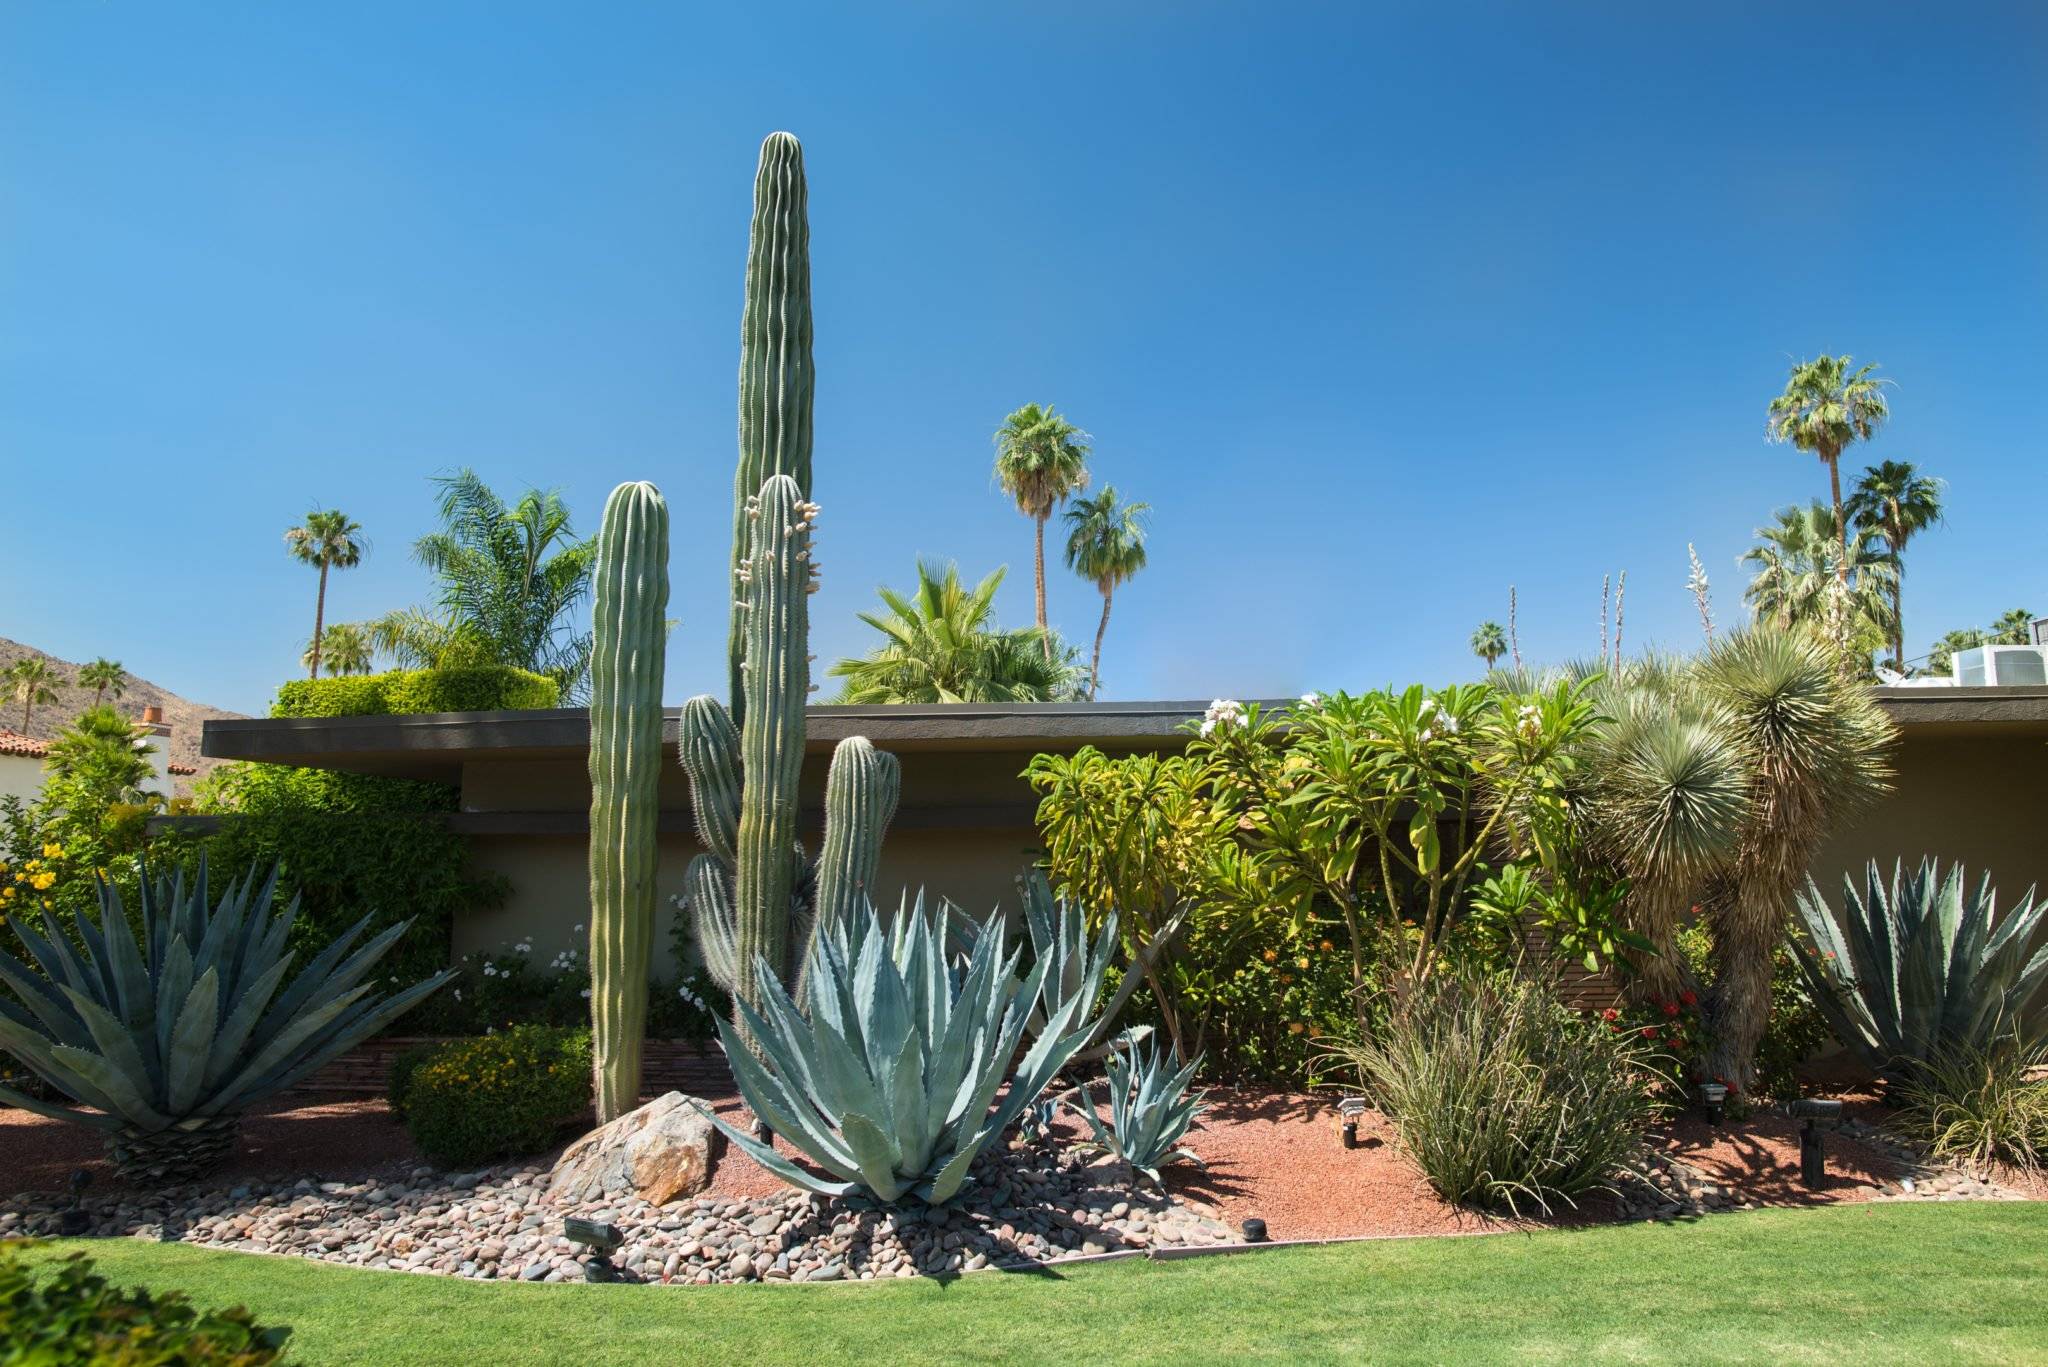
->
[106,1117,241,1186]
[1705,783,1821,1091]
[1622,877,1695,1010]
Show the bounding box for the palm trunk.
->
[1892,553,1905,672]
[1033,511,1051,661]
[1827,453,1848,584]
[1088,589,1112,701]
[310,562,329,678]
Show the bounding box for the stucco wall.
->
[0,754,44,804]
[1810,725,2047,907]
[458,826,1040,975]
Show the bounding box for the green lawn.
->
[25,1203,2048,1365]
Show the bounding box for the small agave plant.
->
[1793,858,2048,1082]
[1071,1033,1205,1184]
[702,893,1097,1204]
[0,859,451,1183]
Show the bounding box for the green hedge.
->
[272,666,560,719]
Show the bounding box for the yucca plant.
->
[1071,1033,1205,1184]
[1793,859,2047,1083]
[0,859,452,1183]
[700,894,1096,1204]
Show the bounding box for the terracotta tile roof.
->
[0,729,49,759]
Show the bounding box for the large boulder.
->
[547,1092,718,1206]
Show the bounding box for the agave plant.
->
[1793,859,2047,1082]
[1070,1033,1205,1183]
[700,893,1096,1204]
[950,870,1175,1061]
[0,860,451,1183]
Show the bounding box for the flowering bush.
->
[404,931,725,1040]
[400,1025,592,1167]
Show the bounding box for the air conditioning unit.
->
[1952,644,2048,686]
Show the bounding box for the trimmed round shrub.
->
[0,1244,290,1364]
[1337,971,1664,1216]
[384,1040,444,1120]
[401,1026,592,1168]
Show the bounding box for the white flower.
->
[1298,693,1321,709]
[453,989,462,1001]
[579,988,592,1000]
[1202,698,1244,733]
[1198,719,1216,737]
[483,964,497,977]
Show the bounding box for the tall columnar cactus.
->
[680,132,900,1045]
[586,481,670,1124]
[729,131,813,722]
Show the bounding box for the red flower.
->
[1679,990,1697,1007]
[1601,1008,1619,1022]
[1662,1003,1680,1018]
[1639,1026,1657,1039]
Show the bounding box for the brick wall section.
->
[298,1037,736,1100]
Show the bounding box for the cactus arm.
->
[729,131,814,721]
[678,694,742,863]
[813,737,902,935]
[586,480,670,1124]
[732,474,816,1037]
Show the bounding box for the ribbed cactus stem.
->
[678,695,741,865]
[586,481,669,1125]
[813,737,901,934]
[729,132,813,723]
[732,474,812,1036]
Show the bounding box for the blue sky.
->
[3,3,2043,716]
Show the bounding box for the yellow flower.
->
[1261,949,1278,963]
[1287,1021,1305,1035]
[1318,939,1334,952]
[1279,973,1294,985]
[23,859,40,873]
[41,843,62,859]
[1296,956,1311,970]
[31,872,57,891]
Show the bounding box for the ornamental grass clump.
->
[1337,972,1663,1216]
[1892,1036,2048,1175]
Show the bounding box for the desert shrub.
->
[0,1243,290,1364]
[402,1026,592,1168]
[160,763,502,984]
[385,1041,442,1120]
[1337,972,1664,1215]
[1893,1037,2048,1174]
[270,665,559,719]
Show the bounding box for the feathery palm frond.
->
[829,561,1080,704]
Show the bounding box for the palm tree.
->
[1062,487,1149,701]
[1469,621,1507,669]
[77,658,127,708]
[301,623,374,676]
[1989,607,2036,645]
[992,404,1091,657]
[1846,461,1943,670]
[1741,502,1896,662]
[285,510,367,679]
[1765,355,1890,582]
[829,561,1079,704]
[355,470,597,699]
[1927,627,1986,677]
[4,658,62,731]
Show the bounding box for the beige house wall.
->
[0,754,45,805]
[445,721,2045,975]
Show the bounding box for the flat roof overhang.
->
[200,688,2048,784]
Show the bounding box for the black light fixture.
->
[58,1169,92,1238]
[1791,1099,1845,1189]
[1698,1081,1728,1126]
[564,1217,625,1282]
[1338,1096,1367,1150]
[1240,1218,1268,1244]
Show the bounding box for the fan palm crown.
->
[1846,461,1943,669]
[5,658,62,731]
[1062,487,1149,701]
[1469,622,1507,669]
[285,509,367,680]
[77,658,127,708]
[992,404,1091,652]
[1742,502,1897,663]
[1766,356,1890,581]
